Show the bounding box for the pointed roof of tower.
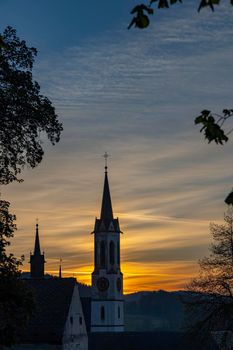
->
[100,167,113,221]
[94,156,121,233]
[34,223,41,255]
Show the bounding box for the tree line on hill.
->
[125,290,185,331]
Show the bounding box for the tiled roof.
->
[21,278,76,344]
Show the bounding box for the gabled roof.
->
[21,278,76,344]
[94,218,120,233]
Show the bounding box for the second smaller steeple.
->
[34,223,41,255]
[30,223,45,279]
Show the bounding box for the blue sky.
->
[1,0,233,292]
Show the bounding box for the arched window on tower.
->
[100,241,106,267]
[109,241,115,265]
[94,241,97,267]
[117,242,120,265]
[100,306,105,321]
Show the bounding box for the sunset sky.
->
[1,0,233,294]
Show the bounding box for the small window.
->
[70,316,73,325]
[100,241,106,267]
[110,241,115,265]
[95,242,97,266]
[118,306,120,319]
[79,316,82,325]
[101,306,105,321]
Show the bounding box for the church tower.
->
[30,223,45,278]
[91,159,124,332]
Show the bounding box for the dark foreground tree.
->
[184,208,233,348]
[194,109,233,204]
[195,109,233,146]
[0,26,63,185]
[0,27,62,346]
[0,200,34,347]
[128,0,233,30]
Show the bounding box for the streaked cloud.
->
[2,1,233,292]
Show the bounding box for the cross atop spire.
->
[102,152,110,172]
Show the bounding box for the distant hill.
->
[124,290,187,332]
[77,286,187,332]
[76,284,188,332]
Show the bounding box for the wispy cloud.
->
[3,1,233,292]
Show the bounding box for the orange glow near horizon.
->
[17,207,210,294]
[23,260,199,294]
[10,153,217,295]
[16,207,210,294]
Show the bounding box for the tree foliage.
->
[0,27,63,346]
[0,26,63,185]
[128,0,233,29]
[195,109,233,145]
[185,209,233,346]
[0,200,35,347]
[194,108,233,205]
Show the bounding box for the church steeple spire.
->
[34,223,41,255]
[30,222,45,279]
[93,156,120,234]
[100,168,113,221]
[91,156,124,332]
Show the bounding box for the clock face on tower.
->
[116,277,122,292]
[97,277,109,292]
